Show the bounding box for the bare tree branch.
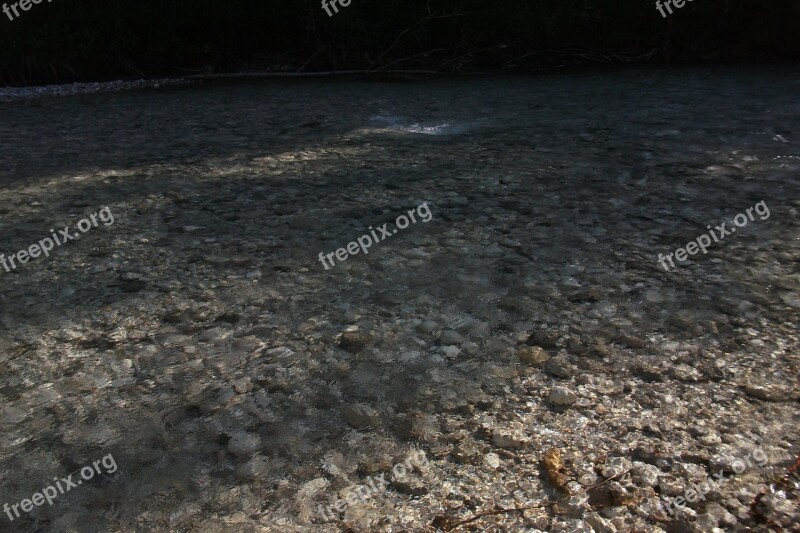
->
[368,9,476,71]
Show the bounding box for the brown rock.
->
[517,346,549,366]
[338,331,370,353]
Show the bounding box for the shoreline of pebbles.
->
[0,78,191,103]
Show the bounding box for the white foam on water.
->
[367,114,488,136]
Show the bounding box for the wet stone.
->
[338,331,371,353]
[236,455,270,480]
[439,330,463,345]
[227,431,262,456]
[631,462,661,487]
[483,452,501,469]
[742,383,797,402]
[417,320,437,334]
[232,377,253,394]
[517,346,549,366]
[544,356,575,379]
[549,386,578,406]
[528,328,560,349]
[342,404,380,428]
[601,457,632,479]
[616,332,645,349]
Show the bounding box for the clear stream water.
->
[0,66,798,531]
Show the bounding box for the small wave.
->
[367,114,488,136]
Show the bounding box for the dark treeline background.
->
[0,0,798,85]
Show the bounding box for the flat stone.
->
[439,330,462,345]
[417,320,437,334]
[742,383,796,402]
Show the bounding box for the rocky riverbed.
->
[0,67,798,532]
